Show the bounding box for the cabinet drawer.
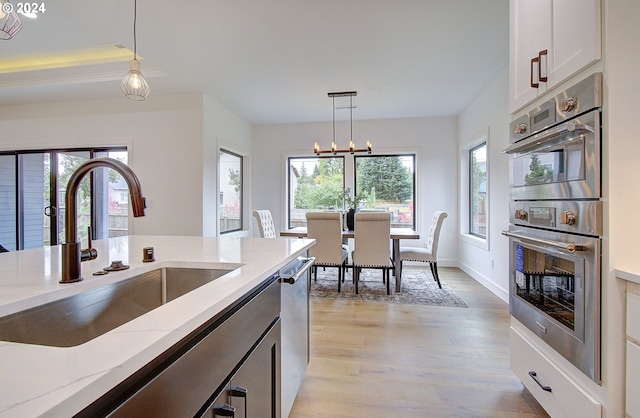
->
[627,340,640,417]
[510,327,601,418]
[627,292,640,342]
[78,277,281,418]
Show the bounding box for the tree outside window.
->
[288,156,344,227]
[355,154,415,229]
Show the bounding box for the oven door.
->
[503,226,600,382]
[505,109,600,200]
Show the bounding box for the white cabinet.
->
[510,0,601,112]
[626,287,640,417]
[510,325,601,418]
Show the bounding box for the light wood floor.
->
[288,267,549,418]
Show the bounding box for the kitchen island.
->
[0,235,314,417]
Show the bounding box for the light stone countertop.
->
[0,235,314,417]
[615,268,640,285]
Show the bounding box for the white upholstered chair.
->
[253,209,276,238]
[306,212,349,292]
[399,211,448,289]
[352,211,393,295]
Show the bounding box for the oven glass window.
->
[514,244,576,331]
[512,138,585,187]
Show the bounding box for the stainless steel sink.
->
[0,267,236,347]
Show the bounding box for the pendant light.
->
[0,0,23,40]
[121,0,150,100]
[313,91,371,155]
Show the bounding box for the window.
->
[219,150,243,234]
[469,142,487,238]
[354,154,416,229]
[0,147,128,251]
[287,156,344,228]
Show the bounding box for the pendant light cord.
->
[350,94,353,142]
[332,95,336,144]
[133,0,138,60]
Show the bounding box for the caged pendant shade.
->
[0,0,23,40]
[121,0,150,100]
[121,58,150,101]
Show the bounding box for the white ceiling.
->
[0,0,508,124]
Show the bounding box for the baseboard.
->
[456,261,509,303]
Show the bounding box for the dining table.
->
[280,227,420,292]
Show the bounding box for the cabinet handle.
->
[229,386,248,417]
[528,371,552,392]
[538,49,548,82]
[212,403,235,417]
[530,56,540,88]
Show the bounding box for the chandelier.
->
[313,91,372,155]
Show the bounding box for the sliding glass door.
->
[0,148,127,251]
[56,151,91,246]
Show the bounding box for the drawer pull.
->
[529,371,552,392]
[229,386,247,417]
[213,403,236,417]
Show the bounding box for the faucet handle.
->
[80,226,98,262]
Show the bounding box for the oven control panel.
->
[528,206,556,227]
[510,201,602,236]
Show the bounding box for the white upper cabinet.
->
[510,0,601,113]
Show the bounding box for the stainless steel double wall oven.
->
[503,73,603,383]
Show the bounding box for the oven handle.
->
[502,121,595,155]
[501,230,587,253]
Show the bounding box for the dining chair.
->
[253,209,276,238]
[352,211,393,295]
[399,211,448,289]
[306,212,349,292]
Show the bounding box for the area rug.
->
[310,268,468,307]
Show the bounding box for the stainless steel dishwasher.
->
[278,255,314,418]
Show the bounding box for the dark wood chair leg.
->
[355,267,359,294]
[431,262,442,289]
[313,265,317,281]
[386,267,390,295]
[338,265,342,293]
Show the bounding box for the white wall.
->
[602,1,640,416]
[202,95,253,237]
[252,117,459,265]
[457,67,510,301]
[0,93,252,237]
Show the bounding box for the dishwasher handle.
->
[279,257,315,285]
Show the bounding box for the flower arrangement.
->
[342,187,364,210]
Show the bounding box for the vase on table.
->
[346,208,355,230]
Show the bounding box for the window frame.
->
[219,148,243,234]
[469,142,487,239]
[286,155,345,229]
[353,153,416,230]
[459,128,489,250]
